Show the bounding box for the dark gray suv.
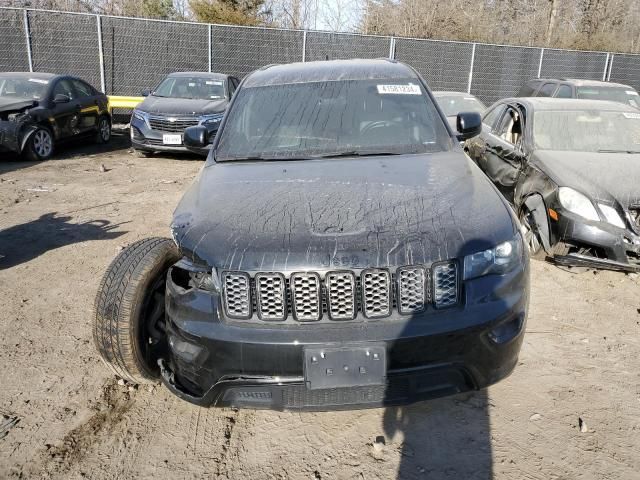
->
[518,78,639,108]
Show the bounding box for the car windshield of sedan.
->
[0,77,49,100]
[153,77,225,100]
[215,79,452,161]
[436,95,485,116]
[576,86,639,108]
[534,109,640,152]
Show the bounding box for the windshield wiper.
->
[313,150,406,159]
[597,149,640,154]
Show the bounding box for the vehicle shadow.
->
[383,392,491,479]
[0,213,127,270]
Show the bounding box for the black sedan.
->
[130,72,239,157]
[466,97,640,272]
[0,72,111,161]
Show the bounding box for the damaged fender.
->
[522,194,551,253]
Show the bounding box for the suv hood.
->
[138,96,227,115]
[533,150,640,207]
[172,152,516,270]
[0,97,38,114]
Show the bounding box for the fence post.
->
[208,24,212,72]
[96,15,106,93]
[23,9,33,73]
[302,30,307,62]
[607,54,614,81]
[602,53,610,81]
[388,37,396,59]
[467,43,476,94]
[537,48,544,78]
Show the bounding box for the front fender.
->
[0,119,37,154]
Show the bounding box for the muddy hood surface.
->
[137,97,226,115]
[533,151,640,207]
[172,152,516,270]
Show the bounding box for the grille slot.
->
[222,271,251,319]
[325,271,356,320]
[148,115,199,133]
[291,272,321,321]
[432,262,459,309]
[255,273,287,321]
[397,266,427,314]
[361,269,391,318]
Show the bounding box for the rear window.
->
[518,81,541,97]
[538,83,557,97]
[216,78,453,161]
[576,86,639,108]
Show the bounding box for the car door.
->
[49,78,79,139]
[476,104,527,200]
[71,78,101,134]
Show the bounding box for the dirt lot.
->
[1,132,640,479]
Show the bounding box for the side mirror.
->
[53,93,70,104]
[456,112,482,141]
[141,88,151,97]
[184,126,208,148]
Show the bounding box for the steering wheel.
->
[361,120,395,135]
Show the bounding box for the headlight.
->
[199,113,223,125]
[172,258,220,292]
[463,234,523,280]
[598,204,625,228]
[558,187,599,221]
[132,109,148,123]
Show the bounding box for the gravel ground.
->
[1,132,639,479]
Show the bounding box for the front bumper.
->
[0,120,24,154]
[129,117,214,156]
[161,263,529,411]
[550,210,640,272]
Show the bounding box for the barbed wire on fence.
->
[2,6,640,104]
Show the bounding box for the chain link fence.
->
[1,6,639,103]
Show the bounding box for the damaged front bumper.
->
[550,210,640,272]
[0,120,24,153]
[160,263,529,411]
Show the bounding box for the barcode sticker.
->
[376,84,421,95]
[623,112,640,119]
[626,90,639,96]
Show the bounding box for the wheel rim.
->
[33,129,52,157]
[520,209,541,253]
[100,119,111,141]
[138,273,168,374]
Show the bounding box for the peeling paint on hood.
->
[171,152,516,271]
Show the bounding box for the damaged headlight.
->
[463,234,523,280]
[172,258,220,292]
[558,187,599,222]
[598,204,626,229]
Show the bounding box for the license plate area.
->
[304,345,386,390]
[162,134,182,145]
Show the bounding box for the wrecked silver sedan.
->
[0,72,111,160]
[466,98,640,272]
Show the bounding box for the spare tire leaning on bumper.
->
[93,237,180,384]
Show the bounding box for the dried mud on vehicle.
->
[1,147,640,478]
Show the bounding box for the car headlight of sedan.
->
[199,113,224,126]
[598,204,626,228]
[463,234,523,280]
[558,187,600,222]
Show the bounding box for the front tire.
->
[519,207,546,260]
[23,127,54,161]
[93,237,180,384]
[95,115,111,144]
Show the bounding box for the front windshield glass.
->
[534,109,640,152]
[215,79,452,161]
[154,76,226,100]
[435,95,485,116]
[576,86,639,108]
[0,77,49,100]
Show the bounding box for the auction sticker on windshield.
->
[163,134,182,145]
[376,84,421,95]
[623,112,640,119]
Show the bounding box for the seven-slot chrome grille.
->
[221,263,459,322]
[148,114,199,133]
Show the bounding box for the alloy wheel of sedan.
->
[98,117,111,143]
[519,208,542,256]
[33,129,53,158]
